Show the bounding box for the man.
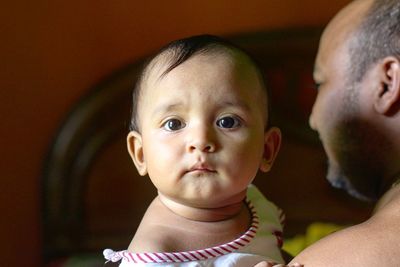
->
[286,0,400,266]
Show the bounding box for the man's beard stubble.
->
[324,82,390,202]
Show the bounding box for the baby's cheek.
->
[228,145,261,171]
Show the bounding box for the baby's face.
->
[135,53,269,208]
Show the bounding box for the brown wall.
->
[1,1,351,266]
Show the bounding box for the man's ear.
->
[259,127,282,173]
[127,131,147,176]
[374,56,400,115]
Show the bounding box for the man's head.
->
[126,35,281,208]
[310,0,400,201]
[349,0,400,83]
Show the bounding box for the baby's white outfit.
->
[104,185,285,267]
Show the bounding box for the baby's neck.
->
[128,194,251,253]
[158,193,245,222]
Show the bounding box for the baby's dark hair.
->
[129,34,270,132]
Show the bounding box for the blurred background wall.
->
[1,0,351,266]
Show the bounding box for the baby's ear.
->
[259,127,281,173]
[127,131,147,176]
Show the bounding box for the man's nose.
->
[187,125,216,153]
[309,108,317,131]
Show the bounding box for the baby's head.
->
[127,34,281,208]
[130,34,272,132]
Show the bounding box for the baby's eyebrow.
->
[150,99,251,118]
[151,102,183,117]
[220,100,251,112]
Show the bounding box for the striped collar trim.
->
[104,200,259,264]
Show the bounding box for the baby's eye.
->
[163,118,185,131]
[216,116,241,129]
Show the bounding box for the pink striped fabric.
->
[104,200,259,264]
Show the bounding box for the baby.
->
[104,34,288,266]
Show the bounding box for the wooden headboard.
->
[42,29,371,263]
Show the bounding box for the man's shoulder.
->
[290,218,400,266]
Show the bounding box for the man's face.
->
[310,3,383,201]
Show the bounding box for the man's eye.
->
[216,116,241,129]
[163,119,185,131]
[313,82,321,91]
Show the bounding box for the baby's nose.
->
[189,142,215,153]
[187,126,216,153]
